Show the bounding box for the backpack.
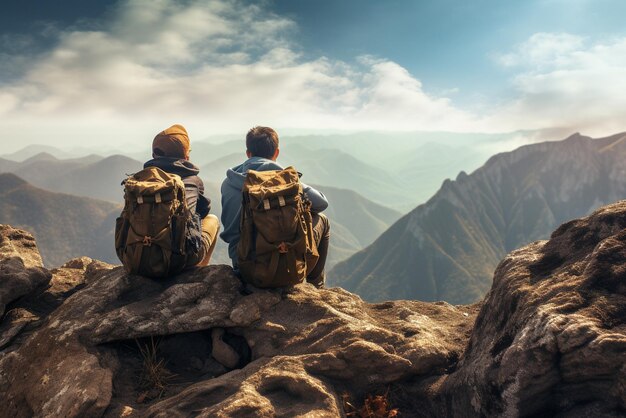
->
[114,167,201,278]
[237,166,319,288]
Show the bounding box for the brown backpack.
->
[237,166,319,287]
[115,167,196,278]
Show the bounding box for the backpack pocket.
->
[170,212,188,255]
[114,215,129,261]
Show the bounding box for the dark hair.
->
[246,126,279,159]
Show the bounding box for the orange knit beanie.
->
[152,124,190,158]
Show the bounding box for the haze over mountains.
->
[0,152,140,202]
[0,131,513,268]
[2,131,523,210]
[0,171,399,270]
[0,173,119,266]
[5,129,610,289]
[331,132,626,304]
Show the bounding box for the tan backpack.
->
[115,167,196,278]
[238,166,319,287]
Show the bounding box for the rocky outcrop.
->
[1,195,626,417]
[0,226,50,318]
[433,201,626,417]
[0,225,476,417]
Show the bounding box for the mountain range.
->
[0,152,141,202]
[330,132,626,304]
[3,130,522,210]
[2,130,589,278]
[0,171,399,269]
[0,173,120,266]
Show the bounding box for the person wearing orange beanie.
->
[144,124,220,267]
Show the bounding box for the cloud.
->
[0,0,473,147]
[496,33,586,69]
[4,1,624,148]
[486,33,626,135]
[353,58,473,130]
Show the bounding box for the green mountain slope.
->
[314,185,402,248]
[314,185,402,269]
[330,132,626,304]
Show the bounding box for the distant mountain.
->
[314,185,402,247]
[1,144,69,162]
[330,132,626,304]
[199,152,243,184]
[282,131,522,169]
[2,154,142,203]
[197,138,500,211]
[189,140,242,167]
[51,155,143,202]
[285,147,408,208]
[20,152,59,163]
[391,142,487,204]
[0,168,397,272]
[314,185,402,268]
[0,157,19,173]
[199,145,409,209]
[0,173,120,266]
[5,130,526,211]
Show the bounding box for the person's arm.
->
[184,176,211,217]
[301,183,328,213]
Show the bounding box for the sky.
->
[1,0,626,150]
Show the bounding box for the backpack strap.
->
[130,243,144,275]
[267,250,280,282]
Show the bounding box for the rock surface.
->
[0,226,476,417]
[433,201,626,417]
[0,226,50,317]
[1,197,626,417]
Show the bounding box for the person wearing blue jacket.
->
[220,126,330,287]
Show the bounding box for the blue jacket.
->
[220,156,328,264]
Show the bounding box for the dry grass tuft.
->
[342,389,399,417]
[135,337,175,402]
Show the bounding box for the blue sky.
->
[271,0,626,104]
[1,0,626,148]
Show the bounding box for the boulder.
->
[0,225,51,318]
[436,201,626,417]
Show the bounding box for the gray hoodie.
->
[220,156,328,264]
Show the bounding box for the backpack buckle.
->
[142,236,153,247]
[278,242,289,254]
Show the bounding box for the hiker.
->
[115,124,220,277]
[220,126,330,288]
